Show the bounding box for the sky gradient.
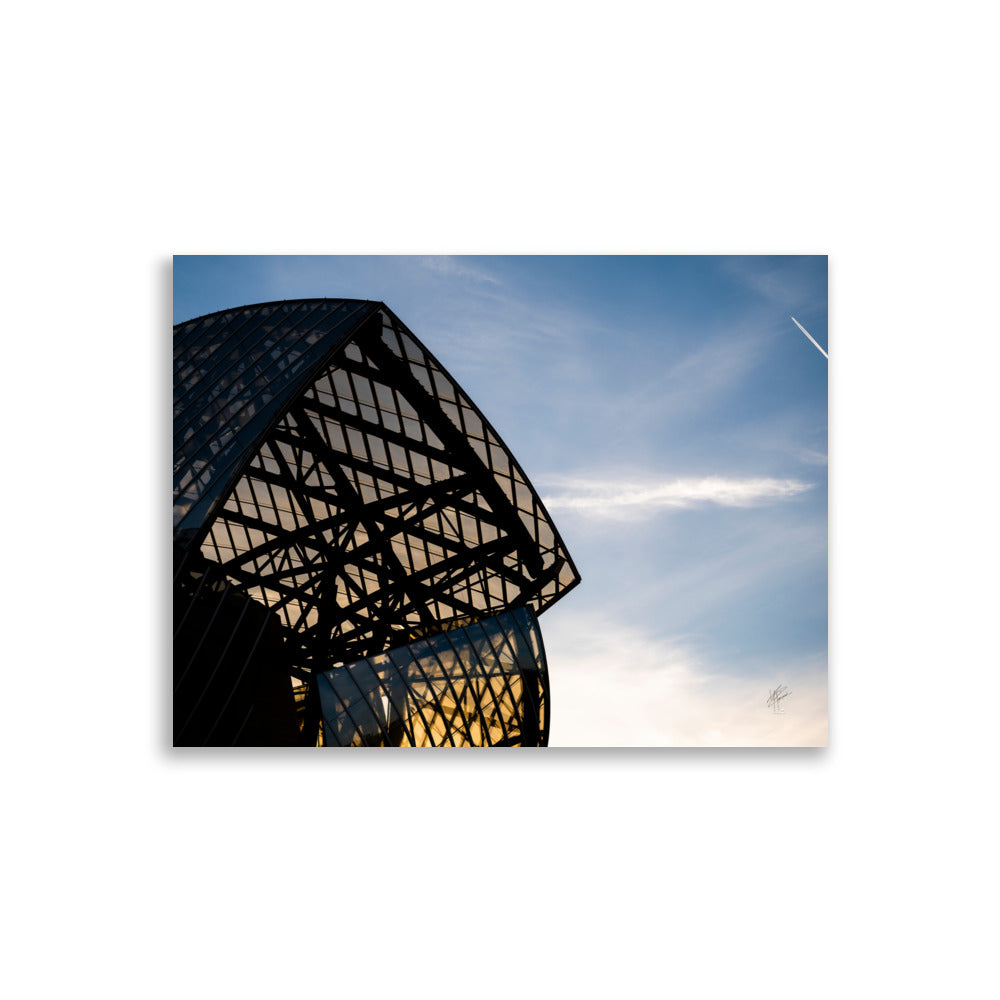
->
[174,254,828,746]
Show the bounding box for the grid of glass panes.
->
[318,607,548,747]
[173,300,375,534]
[198,306,579,674]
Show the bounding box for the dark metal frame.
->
[173,299,579,746]
[317,608,549,747]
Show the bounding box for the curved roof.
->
[174,299,378,538]
[174,299,580,673]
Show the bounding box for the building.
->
[173,299,580,746]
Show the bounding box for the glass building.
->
[173,299,580,746]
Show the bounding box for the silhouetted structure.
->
[173,299,580,746]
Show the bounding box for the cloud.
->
[544,612,828,747]
[540,475,814,519]
[795,447,828,466]
[720,256,822,311]
[417,255,501,285]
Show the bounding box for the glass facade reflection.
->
[174,298,579,746]
[319,608,548,747]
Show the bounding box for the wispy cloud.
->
[540,475,814,519]
[544,612,827,747]
[795,447,828,466]
[721,256,823,311]
[417,255,501,285]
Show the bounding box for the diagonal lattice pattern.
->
[318,608,548,747]
[173,299,579,745]
[198,305,578,668]
[174,299,378,539]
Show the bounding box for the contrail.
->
[790,316,828,359]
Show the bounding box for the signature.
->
[766,684,791,713]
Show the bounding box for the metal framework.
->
[173,298,579,746]
[319,608,549,747]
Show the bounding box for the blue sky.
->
[174,254,828,746]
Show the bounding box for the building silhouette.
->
[173,299,580,746]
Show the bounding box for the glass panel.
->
[318,608,548,746]
[174,300,376,538]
